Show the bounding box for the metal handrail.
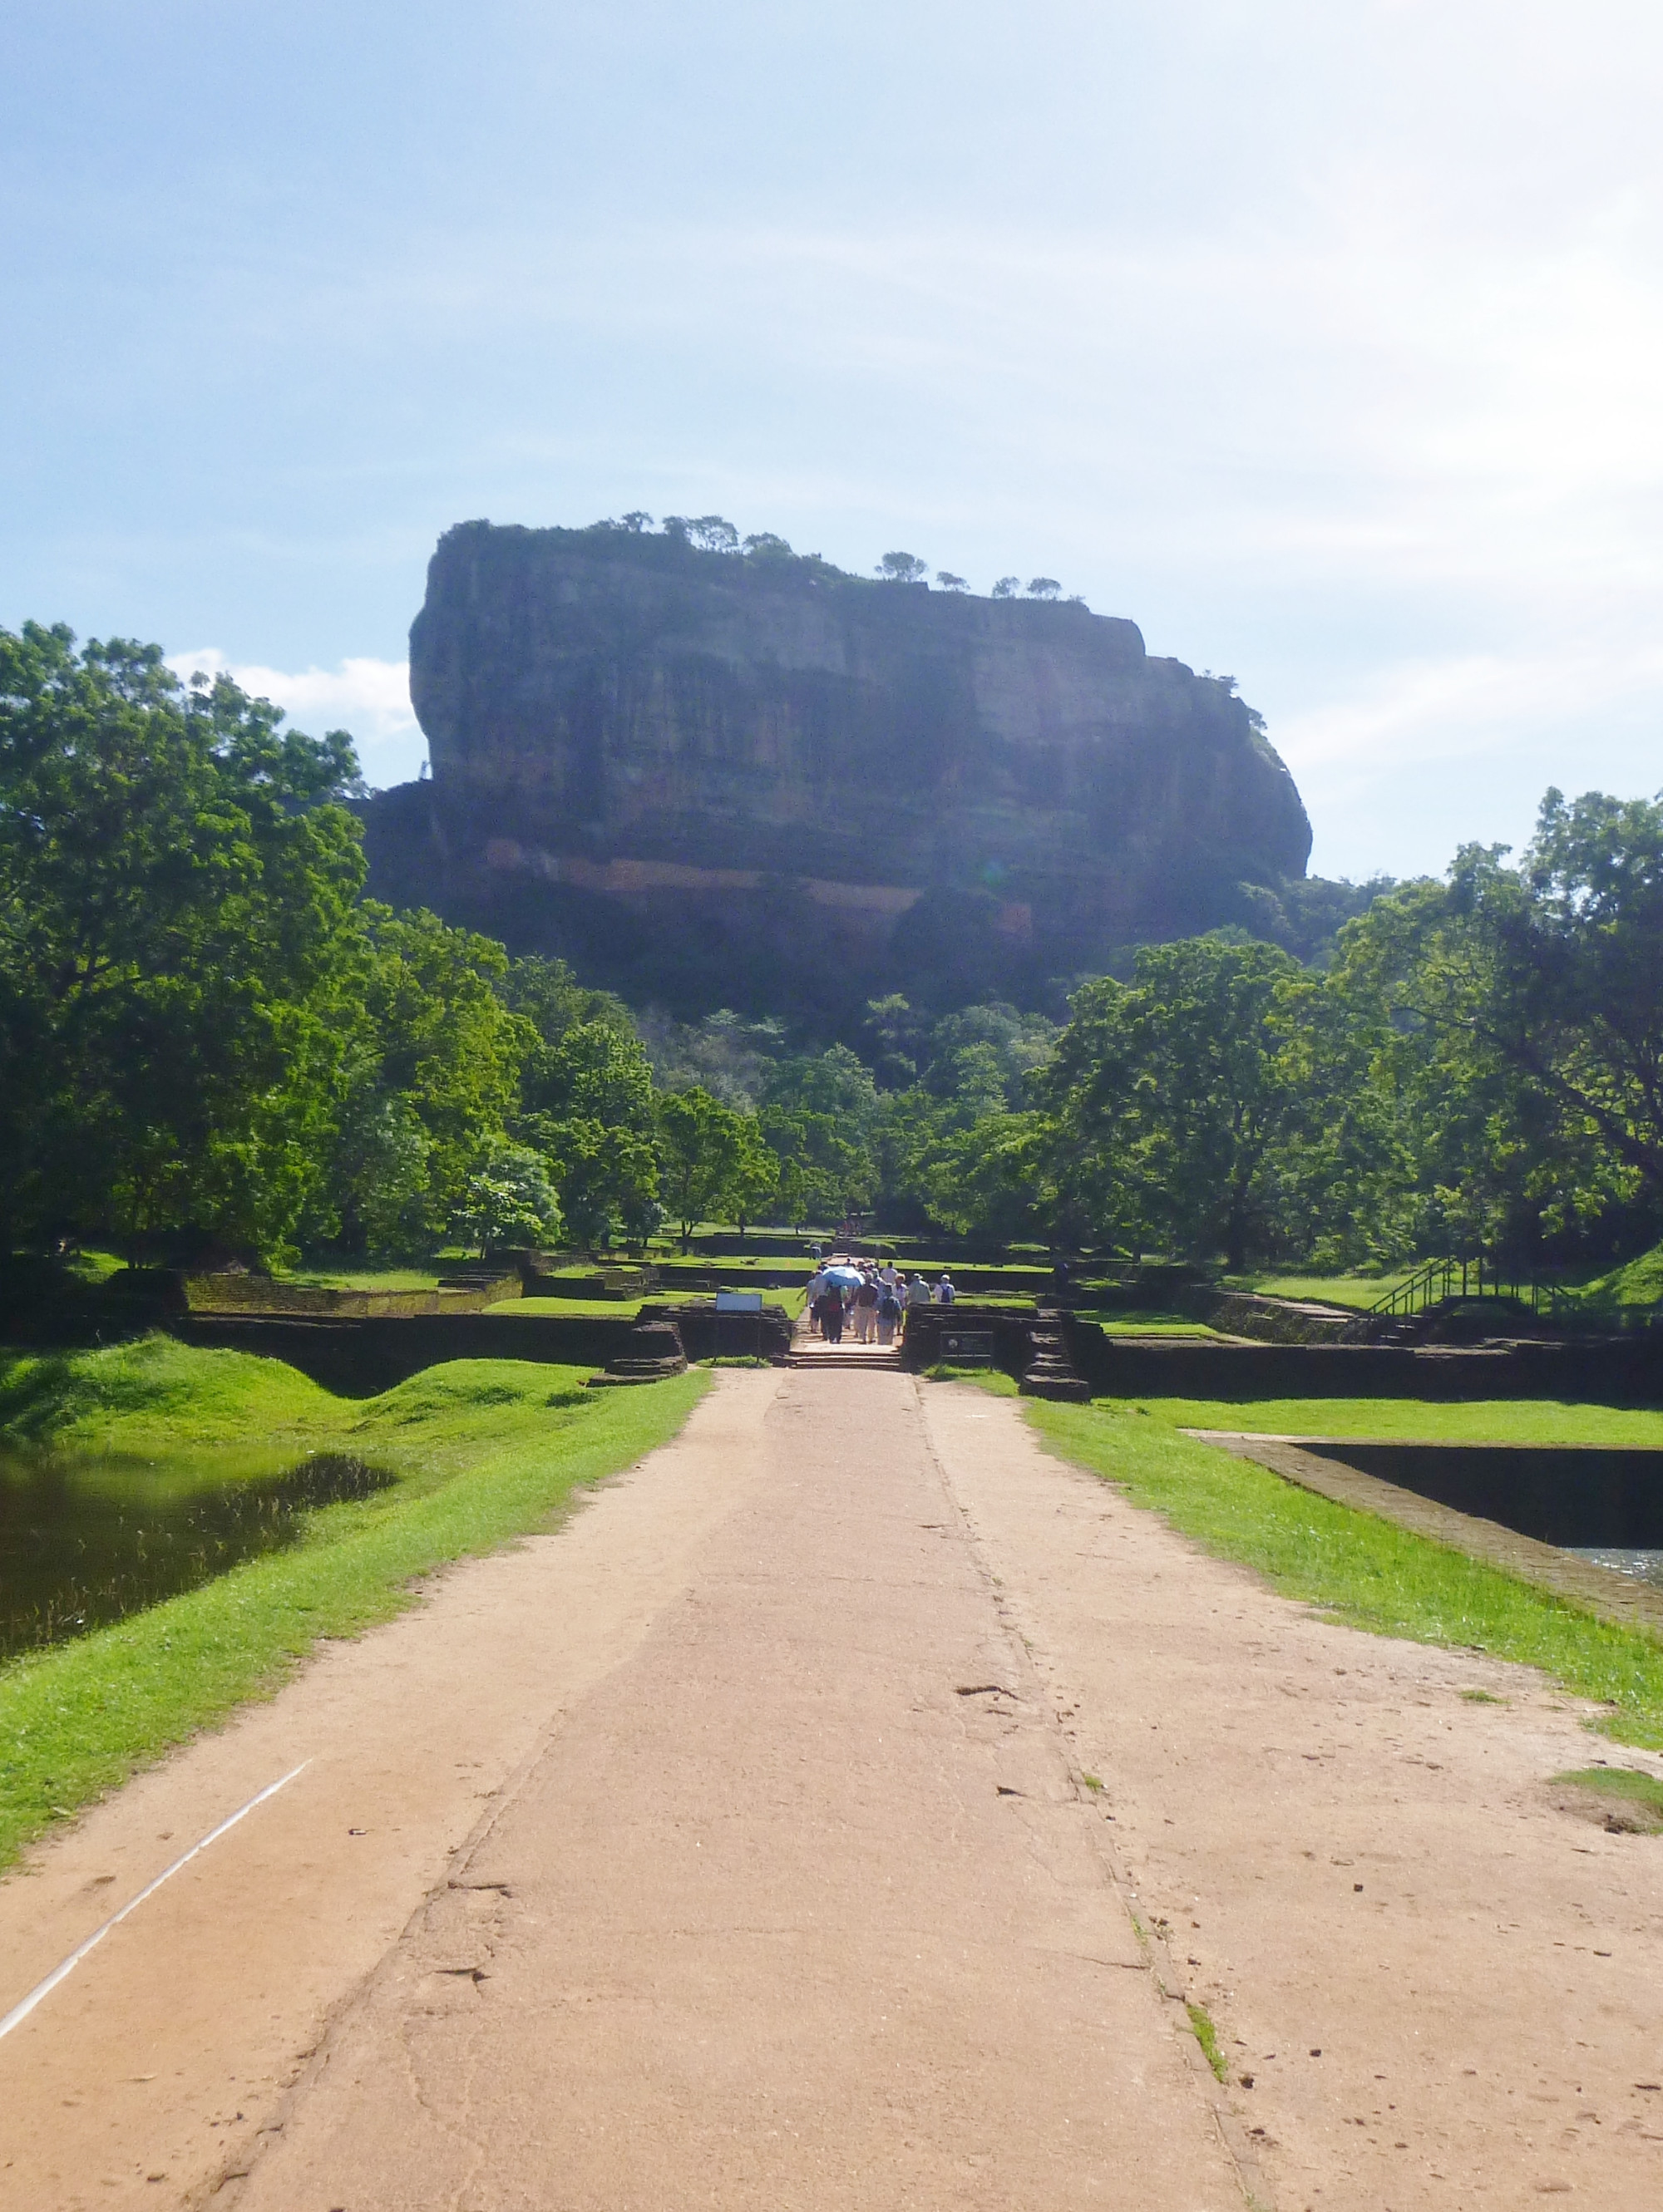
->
[1358,1255,1561,1323]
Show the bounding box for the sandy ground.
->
[3,1369,1663,2208]
[922,1386,1663,2209]
[0,1377,775,2210]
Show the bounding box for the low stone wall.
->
[178,1271,523,1318]
[1061,1319,1663,1404]
[171,1310,639,1393]
[900,1303,1039,1380]
[168,1298,795,1392]
[1195,1291,1356,1344]
[642,1301,793,1363]
[523,1266,656,1299]
[649,1266,813,1293]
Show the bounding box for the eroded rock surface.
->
[370,522,1314,1011]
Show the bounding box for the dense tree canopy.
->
[0,623,366,1258]
[7,615,1662,1281]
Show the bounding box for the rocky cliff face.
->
[373,520,1312,1017]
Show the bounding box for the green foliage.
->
[919,1111,1049,1241]
[0,623,367,1261]
[1568,1236,1663,1317]
[452,1141,561,1254]
[762,1106,873,1228]
[634,1005,787,1110]
[353,904,527,1233]
[1324,789,1663,1259]
[511,983,662,1247]
[655,1086,777,1249]
[1187,2003,1229,2081]
[1037,937,1307,1266]
[11,618,1663,1291]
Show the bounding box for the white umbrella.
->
[820,1264,865,1287]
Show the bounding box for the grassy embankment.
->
[1247,1239,1663,1323]
[936,1371,1663,1751]
[1069,1308,1221,1337]
[0,1335,707,1870]
[1237,1270,1419,1310]
[505,1297,647,1318]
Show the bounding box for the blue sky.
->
[4,0,1661,879]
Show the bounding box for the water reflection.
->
[0,1447,396,1656]
[1567,1548,1663,1590]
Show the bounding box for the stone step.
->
[787,1350,905,1372]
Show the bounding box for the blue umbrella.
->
[820,1264,865,1287]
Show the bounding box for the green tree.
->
[321,1091,432,1260]
[920,1111,1049,1244]
[0,623,366,1261]
[1038,937,1307,1269]
[507,969,661,1249]
[452,1143,561,1257]
[357,905,530,1234]
[761,1107,872,1229]
[502,955,634,1067]
[1321,790,1663,1260]
[656,1087,770,1251]
[520,1114,660,1252]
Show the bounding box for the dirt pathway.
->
[0,1374,776,2210]
[220,1368,1241,2210]
[922,1384,1663,2209]
[7,1371,1662,2209]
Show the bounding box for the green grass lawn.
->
[496,1296,645,1318]
[276,1267,449,1292]
[1560,1239,1663,1318]
[999,1388,1663,1751]
[0,1337,707,1869]
[1237,1270,1419,1310]
[1072,1308,1221,1337]
[654,1256,818,1278]
[1106,1394,1663,1445]
[1,1335,338,1452]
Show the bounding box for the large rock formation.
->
[366,520,1313,1017]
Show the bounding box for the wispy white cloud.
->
[166,649,424,789]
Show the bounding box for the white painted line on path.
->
[0,1761,310,2044]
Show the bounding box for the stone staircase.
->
[787,1321,905,1373]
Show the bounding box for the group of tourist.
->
[804,1256,956,1347]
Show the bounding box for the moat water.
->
[0,1446,395,1657]
[1565,1548,1663,1589]
[1299,1441,1663,1552]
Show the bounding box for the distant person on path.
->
[822,1282,846,1344]
[876,1283,901,1346]
[906,1274,931,1309]
[935,1273,956,1305]
[853,1275,880,1342]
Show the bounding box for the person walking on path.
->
[821,1282,846,1344]
[906,1273,931,1309]
[935,1272,957,1305]
[853,1275,881,1343]
[876,1282,901,1347]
